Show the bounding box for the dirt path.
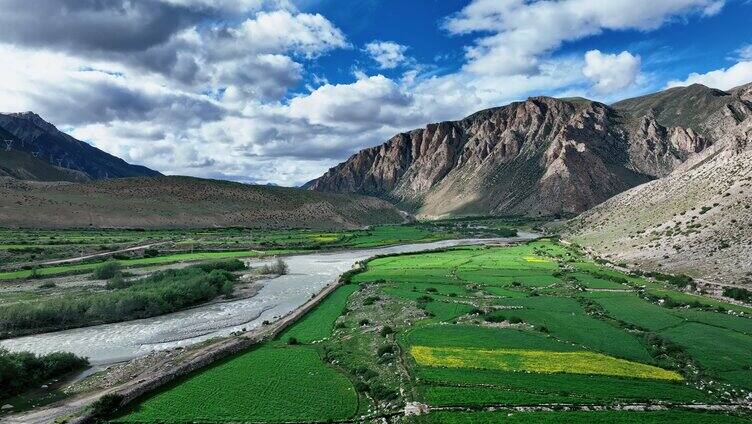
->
[37,241,171,266]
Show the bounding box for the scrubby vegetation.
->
[0,260,245,337]
[724,286,752,303]
[91,260,121,280]
[0,348,88,401]
[255,258,289,275]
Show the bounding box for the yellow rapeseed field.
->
[410,346,683,381]
[522,256,550,263]
[310,234,340,242]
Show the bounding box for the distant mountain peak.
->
[0,112,160,180]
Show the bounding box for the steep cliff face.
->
[307,84,734,217]
[0,112,160,180]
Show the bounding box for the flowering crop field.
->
[410,346,683,380]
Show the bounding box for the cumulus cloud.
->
[443,0,724,76]
[0,0,736,186]
[364,41,410,69]
[288,75,417,127]
[666,61,752,90]
[583,50,641,93]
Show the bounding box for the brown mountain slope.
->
[0,150,89,182]
[567,83,752,284]
[305,85,740,218]
[0,176,404,229]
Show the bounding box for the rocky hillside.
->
[0,112,159,180]
[567,83,752,284]
[0,176,404,229]
[304,84,749,218]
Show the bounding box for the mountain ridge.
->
[0,112,160,180]
[305,85,736,217]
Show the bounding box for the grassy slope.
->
[0,175,403,229]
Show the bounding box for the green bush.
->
[0,262,241,336]
[723,287,752,303]
[92,260,122,280]
[89,393,124,419]
[0,348,88,400]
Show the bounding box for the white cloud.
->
[583,50,641,93]
[443,0,724,76]
[667,61,752,90]
[364,41,409,69]
[232,10,348,59]
[288,74,416,127]
[734,44,752,61]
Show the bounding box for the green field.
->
[115,346,358,423]
[408,411,750,423]
[0,219,522,281]
[276,284,359,344]
[113,239,752,423]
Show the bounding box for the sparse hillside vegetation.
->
[0,176,404,229]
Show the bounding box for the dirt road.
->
[37,241,170,266]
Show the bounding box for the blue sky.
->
[0,0,750,186]
[300,0,752,98]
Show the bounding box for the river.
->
[0,234,537,364]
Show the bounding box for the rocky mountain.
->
[0,176,405,229]
[305,84,748,218]
[0,112,160,180]
[567,82,752,284]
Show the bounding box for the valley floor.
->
[106,239,751,423]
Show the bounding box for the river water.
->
[0,234,537,364]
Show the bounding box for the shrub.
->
[105,274,130,290]
[0,348,88,400]
[89,393,124,419]
[509,316,523,324]
[723,287,752,303]
[359,319,370,326]
[287,337,299,345]
[26,267,41,280]
[142,248,160,258]
[92,260,122,280]
[377,345,395,356]
[363,296,380,306]
[379,326,394,337]
[38,281,56,289]
[484,314,505,323]
[256,259,288,275]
